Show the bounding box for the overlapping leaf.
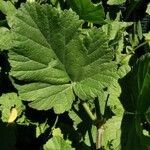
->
[8,3,117,113]
[67,0,105,24]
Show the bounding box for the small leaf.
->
[52,128,63,138]
[27,0,36,3]
[0,93,25,123]
[36,122,49,138]
[43,136,74,150]
[107,0,126,5]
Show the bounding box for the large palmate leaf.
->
[8,3,117,113]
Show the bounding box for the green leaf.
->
[0,93,25,122]
[102,116,122,150]
[119,53,150,150]
[102,21,132,44]
[43,136,73,150]
[72,28,117,100]
[9,3,80,113]
[106,64,131,116]
[144,32,150,47]
[146,3,150,15]
[0,1,16,16]
[8,3,117,113]
[17,83,74,114]
[69,102,82,128]
[107,81,124,116]
[120,53,150,114]
[107,0,126,5]
[83,125,96,147]
[0,0,16,27]
[67,0,105,24]
[121,115,150,150]
[36,122,49,138]
[27,0,36,3]
[74,116,122,149]
[0,27,12,50]
[52,128,63,138]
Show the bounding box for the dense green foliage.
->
[0,0,150,150]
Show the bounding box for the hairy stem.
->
[133,41,148,51]
[96,125,104,150]
[82,102,96,121]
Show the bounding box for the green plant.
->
[0,0,150,150]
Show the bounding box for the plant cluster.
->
[0,0,150,150]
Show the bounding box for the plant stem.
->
[52,115,59,129]
[96,125,104,150]
[133,41,148,51]
[82,102,96,121]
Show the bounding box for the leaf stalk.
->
[82,102,96,121]
[96,125,104,150]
